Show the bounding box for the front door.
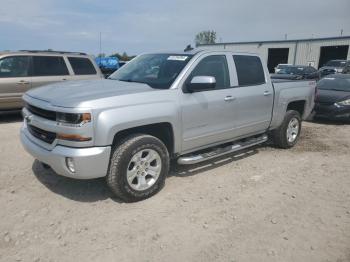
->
[180,54,235,152]
[0,56,32,109]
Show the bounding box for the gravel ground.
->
[0,112,349,262]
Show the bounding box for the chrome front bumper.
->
[20,126,111,179]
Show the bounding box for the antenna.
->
[99,32,102,57]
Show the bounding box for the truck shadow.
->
[0,111,22,124]
[32,160,119,203]
[32,147,260,203]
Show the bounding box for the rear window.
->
[233,55,265,86]
[68,57,97,75]
[277,64,290,69]
[32,56,69,76]
[325,60,347,67]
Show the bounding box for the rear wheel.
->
[106,134,169,202]
[271,110,301,149]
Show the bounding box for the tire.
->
[106,134,169,202]
[271,110,302,149]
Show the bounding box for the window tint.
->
[190,55,230,89]
[233,55,265,86]
[68,57,97,75]
[32,56,69,76]
[0,56,31,78]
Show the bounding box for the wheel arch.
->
[112,122,175,156]
[286,100,306,117]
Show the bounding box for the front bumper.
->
[21,126,111,179]
[314,103,350,120]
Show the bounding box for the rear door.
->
[31,55,71,89]
[0,55,32,109]
[230,54,274,136]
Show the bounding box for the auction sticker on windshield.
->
[167,56,189,61]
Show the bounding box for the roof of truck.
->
[147,49,260,56]
[0,50,89,56]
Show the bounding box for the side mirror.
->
[186,76,216,92]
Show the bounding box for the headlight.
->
[335,99,350,107]
[56,112,91,126]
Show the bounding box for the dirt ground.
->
[0,112,349,262]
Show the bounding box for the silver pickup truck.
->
[20,50,316,201]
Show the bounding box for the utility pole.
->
[341,29,343,36]
[284,34,287,40]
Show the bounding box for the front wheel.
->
[271,110,302,149]
[106,134,169,202]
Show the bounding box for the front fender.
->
[93,101,181,151]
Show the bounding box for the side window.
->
[68,57,97,75]
[0,56,31,78]
[190,55,230,89]
[233,55,266,86]
[32,56,69,76]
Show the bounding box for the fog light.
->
[66,157,75,173]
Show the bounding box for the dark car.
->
[270,65,320,81]
[319,60,350,77]
[314,74,350,120]
[343,64,350,74]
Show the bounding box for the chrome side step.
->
[177,134,268,165]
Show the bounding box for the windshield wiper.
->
[117,79,145,84]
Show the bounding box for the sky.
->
[0,0,349,56]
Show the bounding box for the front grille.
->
[25,103,56,121]
[28,125,56,144]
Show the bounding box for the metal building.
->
[199,36,350,72]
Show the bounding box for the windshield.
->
[277,66,305,75]
[325,60,347,67]
[109,54,193,89]
[317,77,350,91]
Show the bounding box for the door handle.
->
[263,91,272,96]
[224,96,236,102]
[62,78,67,81]
[17,80,30,85]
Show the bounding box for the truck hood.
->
[316,89,350,103]
[26,79,156,108]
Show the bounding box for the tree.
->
[195,30,217,46]
[110,52,135,61]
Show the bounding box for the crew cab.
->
[20,50,316,201]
